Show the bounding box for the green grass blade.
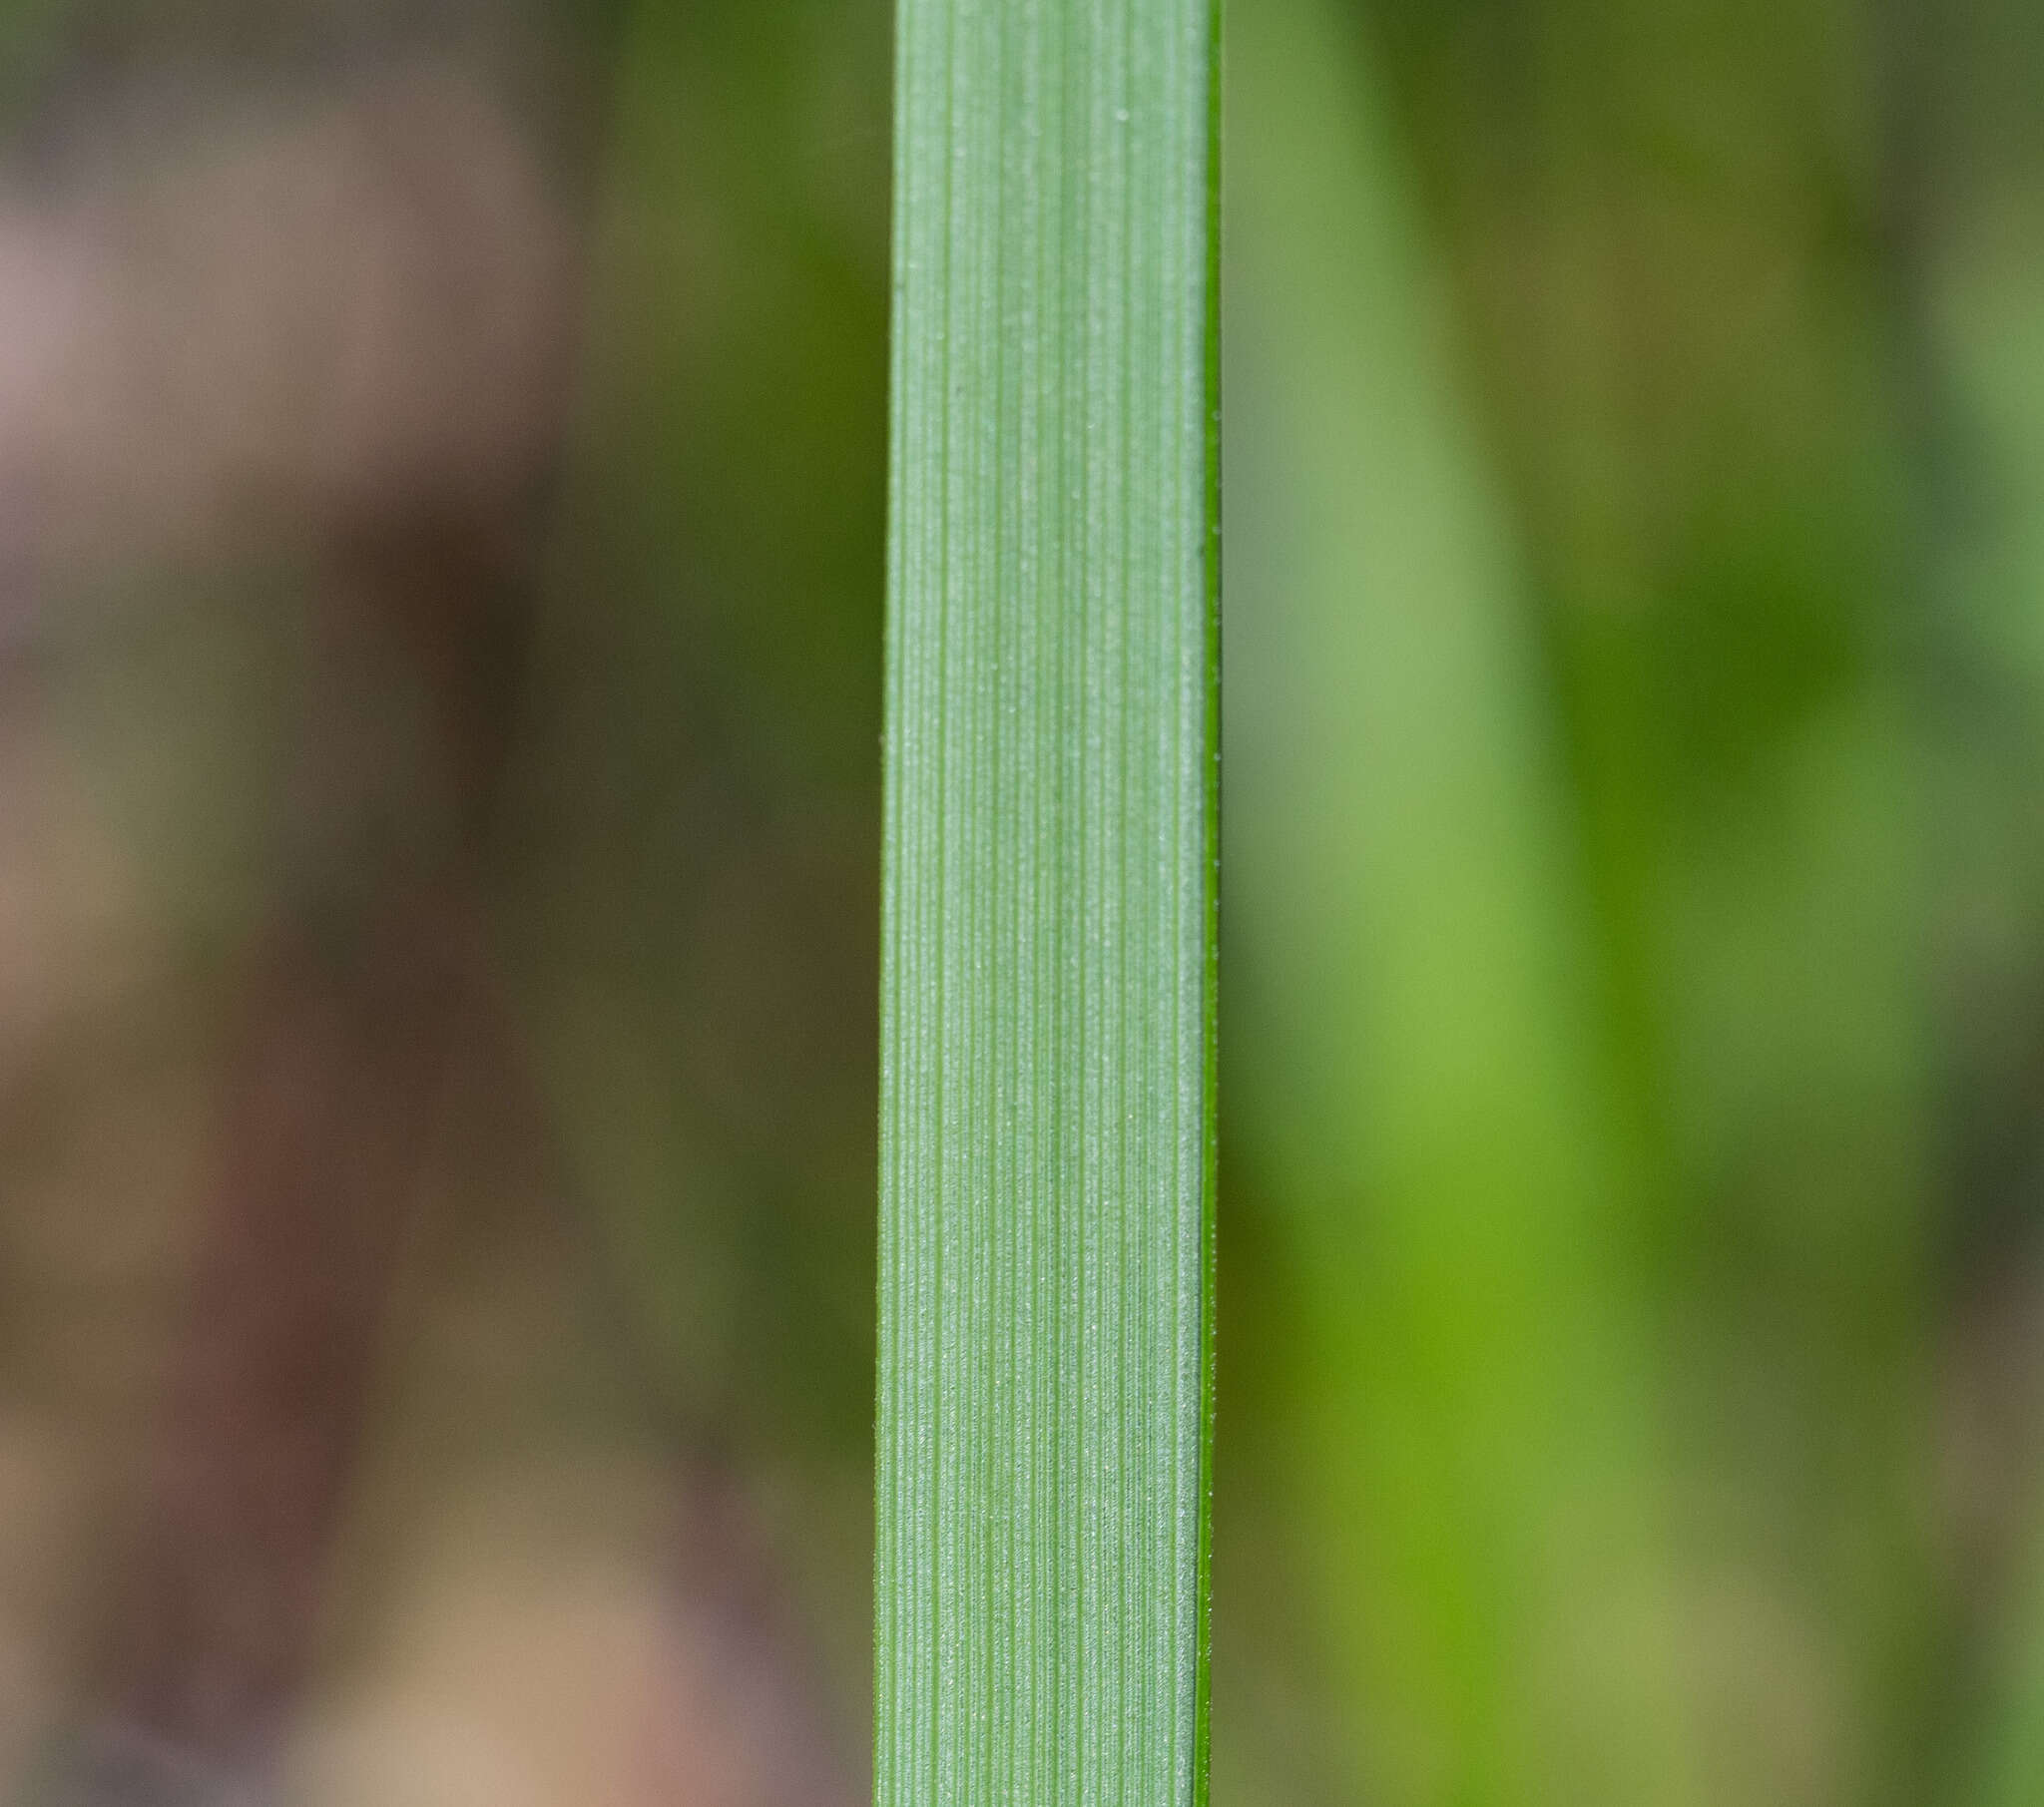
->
[875,1,1220,1804]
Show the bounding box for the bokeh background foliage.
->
[1224,0,2044,1801]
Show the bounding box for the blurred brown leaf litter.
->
[0,5,878,1803]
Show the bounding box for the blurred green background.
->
[5,0,2044,1799]
[1223,0,2044,1802]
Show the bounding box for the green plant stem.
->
[875,2,1220,1805]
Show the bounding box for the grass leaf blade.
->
[876,2,1220,1804]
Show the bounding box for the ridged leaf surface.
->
[875,2,1219,1804]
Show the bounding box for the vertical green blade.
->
[875,2,1220,1804]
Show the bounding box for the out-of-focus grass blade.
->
[875,3,1219,1806]
[1224,2,1698,1800]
